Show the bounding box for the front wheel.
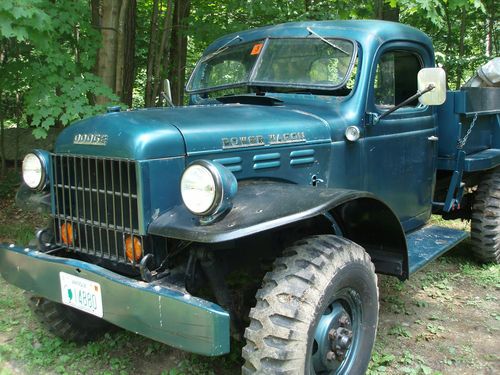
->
[28,295,113,343]
[242,235,379,375]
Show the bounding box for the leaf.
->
[32,127,47,139]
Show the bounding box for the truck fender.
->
[148,181,408,279]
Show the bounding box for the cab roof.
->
[205,20,433,56]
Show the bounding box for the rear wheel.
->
[242,235,379,374]
[471,167,500,263]
[28,295,112,343]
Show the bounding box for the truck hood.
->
[55,104,331,159]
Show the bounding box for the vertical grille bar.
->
[88,156,97,255]
[79,156,89,252]
[95,157,103,257]
[59,155,68,246]
[119,161,126,259]
[103,158,111,258]
[127,161,135,264]
[110,159,119,260]
[66,156,75,251]
[53,155,61,244]
[72,156,82,248]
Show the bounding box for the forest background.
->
[0,0,497,175]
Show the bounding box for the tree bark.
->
[0,112,5,177]
[114,0,129,99]
[96,0,120,104]
[152,0,174,105]
[145,0,160,107]
[168,0,191,106]
[486,0,495,57]
[121,0,136,106]
[374,0,399,22]
[455,8,467,90]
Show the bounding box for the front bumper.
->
[0,244,230,356]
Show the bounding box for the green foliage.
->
[0,0,51,44]
[0,0,118,139]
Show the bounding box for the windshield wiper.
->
[199,35,242,63]
[306,27,349,55]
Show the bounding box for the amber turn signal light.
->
[125,235,142,262]
[60,223,74,245]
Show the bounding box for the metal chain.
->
[457,112,478,149]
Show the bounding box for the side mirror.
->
[162,79,175,107]
[418,68,446,105]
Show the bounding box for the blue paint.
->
[290,149,315,158]
[212,157,242,165]
[290,157,315,166]
[253,161,281,170]
[407,225,469,274]
[253,153,281,162]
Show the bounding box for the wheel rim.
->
[311,288,362,374]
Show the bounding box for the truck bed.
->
[437,88,500,172]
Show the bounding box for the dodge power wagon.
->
[1,20,499,375]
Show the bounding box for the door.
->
[363,44,437,232]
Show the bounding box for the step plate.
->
[407,225,469,275]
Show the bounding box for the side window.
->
[374,50,422,108]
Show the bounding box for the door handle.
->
[427,136,439,142]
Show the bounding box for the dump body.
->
[437,88,500,172]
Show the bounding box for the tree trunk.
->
[96,0,120,104]
[121,0,136,106]
[145,0,160,107]
[152,0,174,105]
[0,115,5,177]
[374,0,399,22]
[168,0,191,106]
[455,8,467,90]
[115,0,129,99]
[486,0,495,57]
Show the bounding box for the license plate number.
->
[60,272,103,318]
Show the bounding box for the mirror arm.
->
[376,83,435,123]
[161,92,175,107]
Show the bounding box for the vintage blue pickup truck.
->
[1,20,499,374]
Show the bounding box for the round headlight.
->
[22,152,46,190]
[180,160,238,220]
[181,163,218,215]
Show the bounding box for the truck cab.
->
[1,20,499,375]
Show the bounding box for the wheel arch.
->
[148,181,408,279]
[330,197,408,279]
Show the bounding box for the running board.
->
[407,225,469,275]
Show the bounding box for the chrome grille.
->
[52,154,142,264]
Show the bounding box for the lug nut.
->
[326,351,335,361]
[339,314,350,327]
[328,328,336,340]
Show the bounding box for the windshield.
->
[186,38,356,94]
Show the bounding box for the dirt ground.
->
[0,174,499,375]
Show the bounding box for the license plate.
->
[60,272,103,318]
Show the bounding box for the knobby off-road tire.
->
[28,295,112,343]
[242,235,379,375]
[471,167,500,263]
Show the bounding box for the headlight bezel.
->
[180,160,237,220]
[22,150,49,191]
